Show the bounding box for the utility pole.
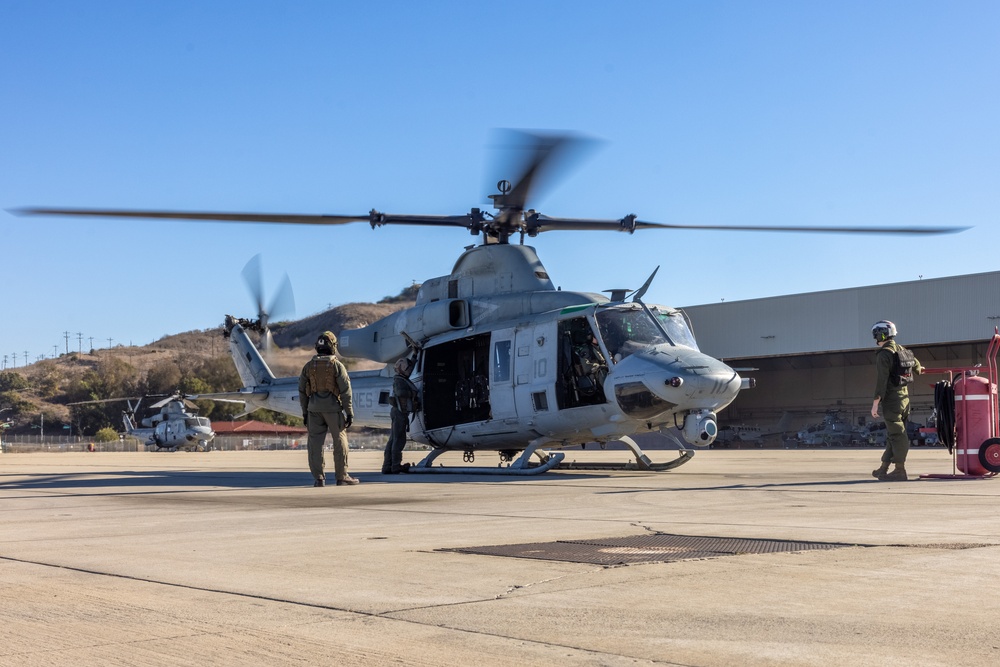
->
[10,352,15,368]
[88,337,94,351]
[77,332,83,353]
[63,331,70,354]
[52,345,58,358]
[23,351,28,366]
[107,337,114,349]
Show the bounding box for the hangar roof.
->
[681,271,1000,360]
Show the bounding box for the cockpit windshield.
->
[595,305,668,361]
[595,304,700,361]
[649,305,699,350]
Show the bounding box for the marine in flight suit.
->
[299,331,358,487]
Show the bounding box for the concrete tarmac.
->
[1,447,998,666]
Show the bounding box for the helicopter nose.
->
[646,354,742,410]
[606,348,744,425]
[645,357,743,447]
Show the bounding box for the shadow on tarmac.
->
[0,468,599,494]
[600,477,909,494]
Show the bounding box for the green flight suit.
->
[299,354,354,482]
[873,340,922,466]
[383,372,418,473]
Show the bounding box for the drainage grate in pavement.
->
[441,533,855,566]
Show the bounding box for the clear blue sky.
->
[3,1,998,366]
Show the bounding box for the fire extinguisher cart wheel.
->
[979,438,1000,474]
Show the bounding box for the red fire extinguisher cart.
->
[921,332,1000,479]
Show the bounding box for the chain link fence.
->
[0,430,411,453]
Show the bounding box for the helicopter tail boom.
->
[224,316,278,389]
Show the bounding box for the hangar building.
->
[681,271,1000,439]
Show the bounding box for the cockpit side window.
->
[649,306,699,350]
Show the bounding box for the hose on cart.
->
[933,381,955,454]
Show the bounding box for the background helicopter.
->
[23,131,964,473]
[70,393,220,452]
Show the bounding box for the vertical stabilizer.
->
[227,323,277,389]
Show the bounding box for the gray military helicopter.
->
[70,394,217,451]
[793,410,863,447]
[19,131,964,473]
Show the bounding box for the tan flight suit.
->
[298,354,354,482]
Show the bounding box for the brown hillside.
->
[273,301,414,349]
[3,294,415,431]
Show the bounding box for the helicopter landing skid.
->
[408,439,565,476]
[557,434,697,472]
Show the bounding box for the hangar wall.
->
[717,345,987,434]
[680,272,1000,434]
[682,271,1000,359]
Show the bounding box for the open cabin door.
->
[422,333,491,431]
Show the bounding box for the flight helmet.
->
[871,320,897,343]
[315,331,338,354]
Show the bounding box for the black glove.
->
[344,414,353,429]
[302,413,309,426]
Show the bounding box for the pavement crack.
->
[2,554,679,664]
[495,567,605,599]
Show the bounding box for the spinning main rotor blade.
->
[15,207,485,232]
[634,221,968,235]
[15,206,965,236]
[14,207,370,225]
[149,395,191,409]
[494,132,581,212]
[67,397,143,406]
[528,215,967,235]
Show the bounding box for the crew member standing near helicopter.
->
[870,320,922,481]
[382,355,418,474]
[299,331,359,487]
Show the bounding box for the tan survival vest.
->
[305,357,343,398]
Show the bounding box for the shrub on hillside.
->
[94,427,120,443]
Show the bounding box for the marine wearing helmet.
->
[870,319,921,482]
[298,330,357,486]
[871,320,897,343]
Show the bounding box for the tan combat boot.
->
[871,463,889,480]
[883,464,908,481]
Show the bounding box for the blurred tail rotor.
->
[240,254,296,355]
